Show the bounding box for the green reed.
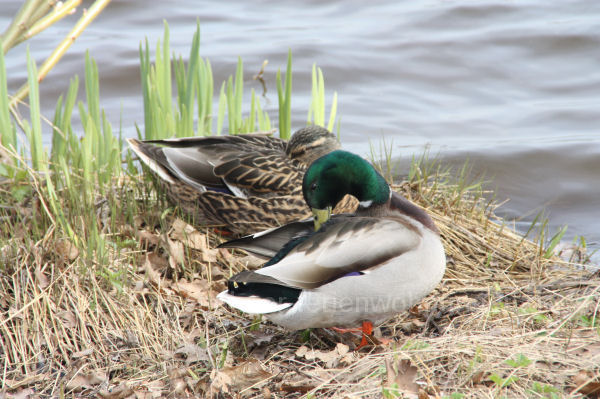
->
[140,22,274,140]
[276,49,293,139]
[0,18,341,262]
[0,48,17,175]
[308,64,338,133]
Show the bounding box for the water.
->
[2,0,599,260]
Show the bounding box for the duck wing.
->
[127,135,289,195]
[218,219,315,259]
[245,216,422,289]
[213,152,303,197]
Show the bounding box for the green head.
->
[302,150,390,229]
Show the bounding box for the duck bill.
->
[311,207,332,231]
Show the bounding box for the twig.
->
[10,0,113,107]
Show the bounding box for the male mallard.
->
[127,127,356,236]
[217,150,446,345]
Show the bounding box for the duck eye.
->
[311,182,317,191]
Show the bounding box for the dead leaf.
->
[470,370,485,385]
[209,359,272,394]
[383,357,419,396]
[247,331,275,348]
[57,310,78,329]
[144,251,169,275]
[210,265,225,279]
[171,219,209,251]
[171,218,193,238]
[295,345,308,357]
[35,265,49,289]
[135,380,165,399]
[173,343,209,365]
[98,383,135,399]
[218,248,235,264]
[418,388,430,399]
[66,371,106,392]
[6,388,35,399]
[143,255,162,286]
[55,238,79,261]
[573,370,600,397]
[170,376,187,395]
[136,230,159,248]
[295,343,351,368]
[280,383,317,394]
[162,236,184,267]
[172,280,221,309]
[72,348,93,359]
[237,255,265,269]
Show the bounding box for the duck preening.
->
[217,150,446,347]
[127,127,356,236]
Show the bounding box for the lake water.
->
[2,0,599,262]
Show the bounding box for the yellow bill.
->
[311,206,332,231]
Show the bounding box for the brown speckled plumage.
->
[128,127,357,235]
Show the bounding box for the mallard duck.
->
[127,127,356,236]
[217,150,446,345]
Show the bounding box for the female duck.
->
[128,127,356,236]
[217,150,446,337]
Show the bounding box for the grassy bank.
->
[1,22,599,399]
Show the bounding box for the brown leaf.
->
[218,247,235,263]
[71,348,94,359]
[209,359,272,394]
[57,310,78,329]
[470,370,485,385]
[418,388,430,399]
[134,380,165,399]
[55,238,79,261]
[7,388,35,399]
[280,384,316,394]
[35,265,49,289]
[210,265,225,279]
[144,251,169,274]
[573,370,600,397]
[384,357,419,395]
[295,343,350,368]
[136,230,159,248]
[247,331,275,348]
[171,218,193,239]
[172,280,221,309]
[162,236,184,267]
[143,255,162,286]
[173,343,210,365]
[237,255,265,269]
[98,383,135,399]
[66,371,106,392]
[171,219,208,251]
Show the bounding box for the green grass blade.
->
[327,91,338,132]
[0,49,17,157]
[139,38,153,139]
[277,50,292,139]
[234,57,243,133]
[84,51,101,128]
[283,50,292,138]
[217,81,226,135]
[226,75,235,134]
[544,225,568,259]
[26,47,46,173]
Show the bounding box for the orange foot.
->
[331,322,393,350]
[330,326,362,334]
[213,227,233,236]
[355,321,374,350]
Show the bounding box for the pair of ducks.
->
[128,127,446,345]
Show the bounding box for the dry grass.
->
[1,165,599,398]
